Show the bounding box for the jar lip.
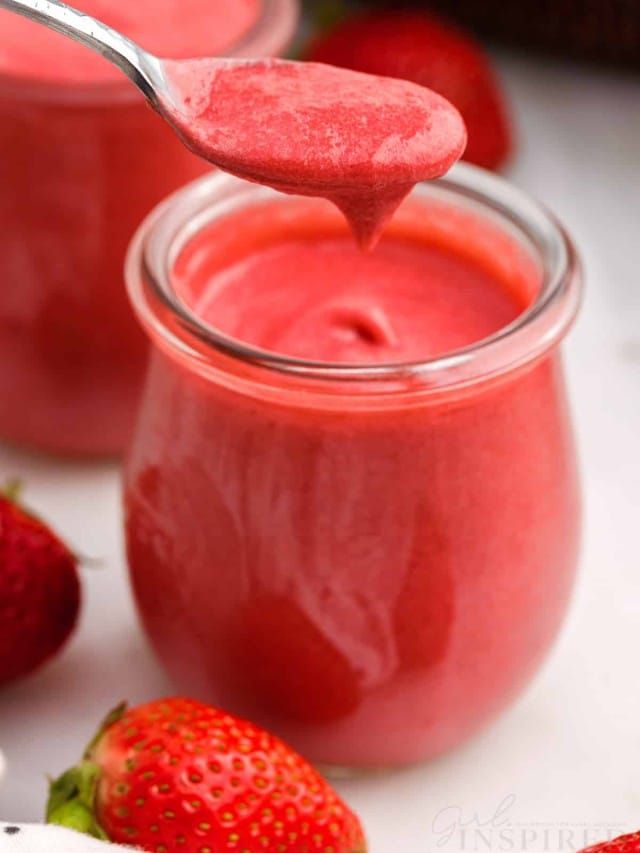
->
[127,163,582,389]
[0,0,299,104]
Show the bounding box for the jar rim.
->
[0,0,299,104]
[126,163,582,392]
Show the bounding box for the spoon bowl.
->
[161,56,466,245]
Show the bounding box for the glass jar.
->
[124,165,582,768]
[0,0,298,456]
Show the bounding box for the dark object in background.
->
[361,0,640,70]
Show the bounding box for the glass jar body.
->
[125,348,579,767]
[123,168,581,767]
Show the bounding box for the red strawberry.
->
[580,831,640,852]
[307,9,513,171]
[47,697,367,853]
[0,483,80,686]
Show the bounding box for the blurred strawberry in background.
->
[306,8,514,171]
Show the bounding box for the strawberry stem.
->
[46,702,127,841]
[46,762,106,840]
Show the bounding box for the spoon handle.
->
[0,0,161,100]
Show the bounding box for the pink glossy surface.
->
[124,196,581,766]
[0,1,292,456]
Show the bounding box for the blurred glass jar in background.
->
[0,0,298,456]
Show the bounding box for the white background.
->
[0,55,639,852]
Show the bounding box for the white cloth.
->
[0,825,132,852]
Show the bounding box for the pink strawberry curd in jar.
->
[0,0,298,456]
[124,167,581,767]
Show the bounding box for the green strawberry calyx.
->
[47,762,105,839]
[46,703,127,840]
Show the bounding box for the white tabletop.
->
[0,54,639,853]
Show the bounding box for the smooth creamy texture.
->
[175,196,529,363]
[168,59,466,247]
[0,0,259,83]
[194,238,524,363]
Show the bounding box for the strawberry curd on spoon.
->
[166,59,467,247]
